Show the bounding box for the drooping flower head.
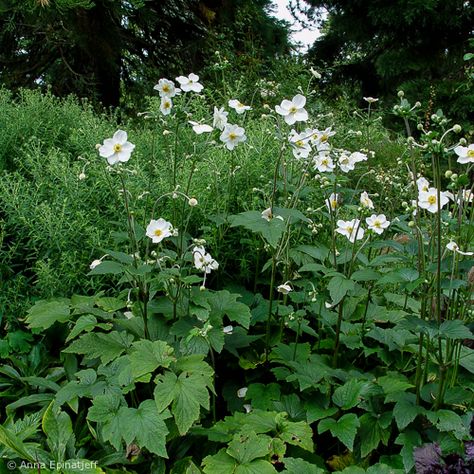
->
[360,191,374,209]
[275,94,308,125]
[213,107,228,130]
[175,73,203,93]
[325,193,339,212]
[220,124,246,150]
[416,177,430,193]
[146,218,173,244]
[98,130,135,165]
[193,246,219,274]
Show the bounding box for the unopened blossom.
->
[228,99,252,114]
[336,219,365,243]
[366,214,390,234]
[416,177,430,193]
[146,218,173,243]
[310,67,321,79]
[314,153,335,173]
[325,193,339,212]
[220,124,246,150]
[360,191,374,209]
[213,107,228,130]
[277,282,292,294]
[98,130,135,165]
[237,387,248,398]
[223,325,234,335]
[160,97,173,115]
[261,207,272,221]
[338,152,356,173]
[175,73,203,93]
[289,129,312,159]
[243,404,252,413]
[193,246,219,274]
[446,241,473,256]
[275,94,308,125]
[188,121,213,134]
[89,254,108,270]
[153,78,179,98]
[418,187,449,213]
[78,172,86,180]
[454,144,474,164]
[188,197,198,207]
[363,97,379,103]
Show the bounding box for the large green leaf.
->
[118,400,170,458]
[358,412,392,457]
[328,276,355,305]
[278,419,314,452]
[202,448,276,474]
[208,290,252,329]
[227,431,272,464]
[392,393,423,430]
[64,331,134,364]
[230,211,285,248]
[395,429,421,472]
[283,457,325,473]
[26,299,70,329]
[129,340,175,379]
[42,402,74,463]
[332,379,366,410]
[318,414,360,451]
[438,320,473,340]
[154,371,210,435]
[0,425,35,461]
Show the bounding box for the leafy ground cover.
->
[0,68,473,473]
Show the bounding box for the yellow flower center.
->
[164,101,171,109]
[320,134,328,142]
[428,195,436,205]
[330,200,337,209]
[321,158,328,165]
[468,149,474,158]
[374,221,381,228]
[347,226,353,233]
[113,143,122,153]
[289,106,297,113]
[154,229,163,237]
[296,140,304,147]
[162,85,170,92]
[229,132,237,140]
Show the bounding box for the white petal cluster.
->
[176,73,204,93]
[366,214,390,234]
[98,130,135,165]
[275,94,308,125]
[153,78,180,98]
[360,191,374,209]
[418,187,450,213]
[277,282,292,294]
[213,107,228,130]
[325,193,339,212]
[336,219,365,243]
[146,218,173,244]
[220,124,246,150]
[188,121,213,134]
[289,129,312,159]
[228,99,252,114]
[454,144,474,164]
[446,241,473,256]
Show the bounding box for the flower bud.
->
[408,221,415,228]
[445,170,453,179]
[450,173,458,180]
[453,124,461,133]
[78,172,86,180]
[397,90,404,98]
[188,197,198,207]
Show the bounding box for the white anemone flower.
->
[98,130,135,165]
[175,73,203,93]
[146,218,173,243]
[338,152,356,173]
[213,107,228,130]
[316,127,336,145]
[360,191,374,209]
[446,241,473,256]
[416,177,430,192]
[454,144,474,164]
[220,124,246,150]
[275,94,308,125]
[277,282,292,294]
[325,193,339,212]
[350,151,368,163]
[153,78,179,98]
[228,99,252,114]
[289,129,312,159]
[363,97,379,103]
[188,121,213,134]
[261,207,272,221]
[336,219,365,243]
[160,97,173,115]
[193,246,219,274]
[314,153,335,173]
[418,187,449,213]
[366,214,390,234]
[459,189,473,203]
